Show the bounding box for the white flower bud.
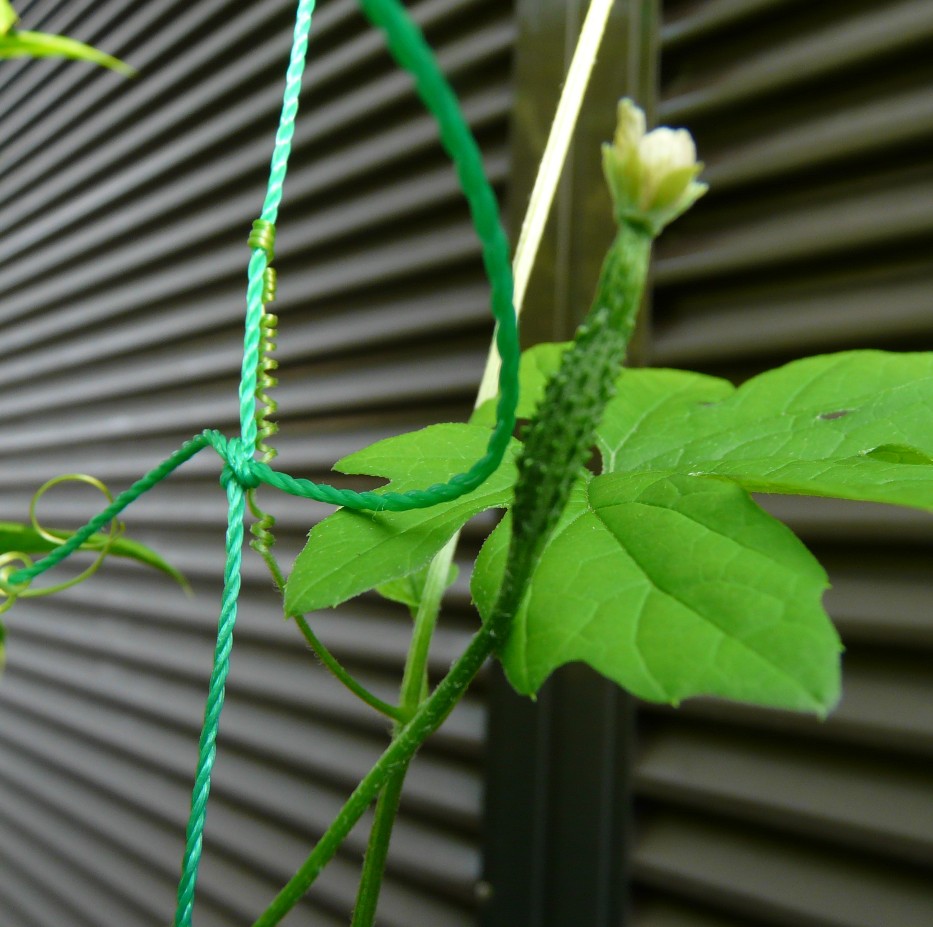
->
[602,99,707,236]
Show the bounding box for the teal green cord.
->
[3,0,520,923]
[3,434,211,589]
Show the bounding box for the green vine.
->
[3,2,932,926]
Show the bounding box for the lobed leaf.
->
[285,424,519,616]
[597,351,933,510]
[376,562,458,618]
[472,473,841,713]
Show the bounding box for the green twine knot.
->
[221,437,261,490]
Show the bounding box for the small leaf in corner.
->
[376,563,459,618]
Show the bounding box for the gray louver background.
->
[634,1,933,925]
[0,0,513,924]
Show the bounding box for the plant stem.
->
[350,533,459,925]
[350,758,409,926]
[251,626,496,927]
[398,534,458,716]
[293,614,406,723]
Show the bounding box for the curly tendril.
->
[0,474,124,612]
[249,301,284,586]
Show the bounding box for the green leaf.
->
[472,473,841,714]
[0,522,189,590]
[598,351,933,510]
[0,30,134,74]
[1,1,18,35]
[376,562,459,618]
[285,423,519,615]
[471,342,570,427]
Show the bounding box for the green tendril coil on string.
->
[5,1,519,923]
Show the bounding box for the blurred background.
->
[0,1,930,925]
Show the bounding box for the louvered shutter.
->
[633,2,933,925]
[0,1,515,924]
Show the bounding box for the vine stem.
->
[252,626,496,927]
[350,534,457,926]
[294,614,406,723]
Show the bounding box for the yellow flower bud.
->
[602,99,707,236]
[1,0,18,35]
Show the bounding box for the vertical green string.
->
[173,478,247,927]
[240,0,316,450]
[175,4,316,923]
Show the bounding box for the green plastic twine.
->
[3,1,520,922]
[178,0,519,923]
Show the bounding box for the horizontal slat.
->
[0,222,486,354]
[0,338,492,451]
[659,0,933,122]
[6,582,485,732]
[0,724,390,927]
[660,0,809,51]
[0,781,194,926]
[651,260,933,364]
[0,837,94,927]
[635,810,933,927]
[635,894,763,927]
[635,722,933,866]
[0,64,511,301]
[760,496,933,546]
[0,258,502,421]
[642,643,933,758]
[701,85,933,192]
[0,678,481,902]
[819,559,933,647]
[0,1,511,245]
[653,174,933,286]
[4,622,484,810]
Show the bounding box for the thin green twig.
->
[293,614,405,723]
[252,627,496,927]
[350,534,458,925]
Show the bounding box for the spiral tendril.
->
[248,307,285,586]
[248,218,276,259]
[255,311,280,466]
[0,474,123,612]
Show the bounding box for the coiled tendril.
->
[0,474,123,613]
